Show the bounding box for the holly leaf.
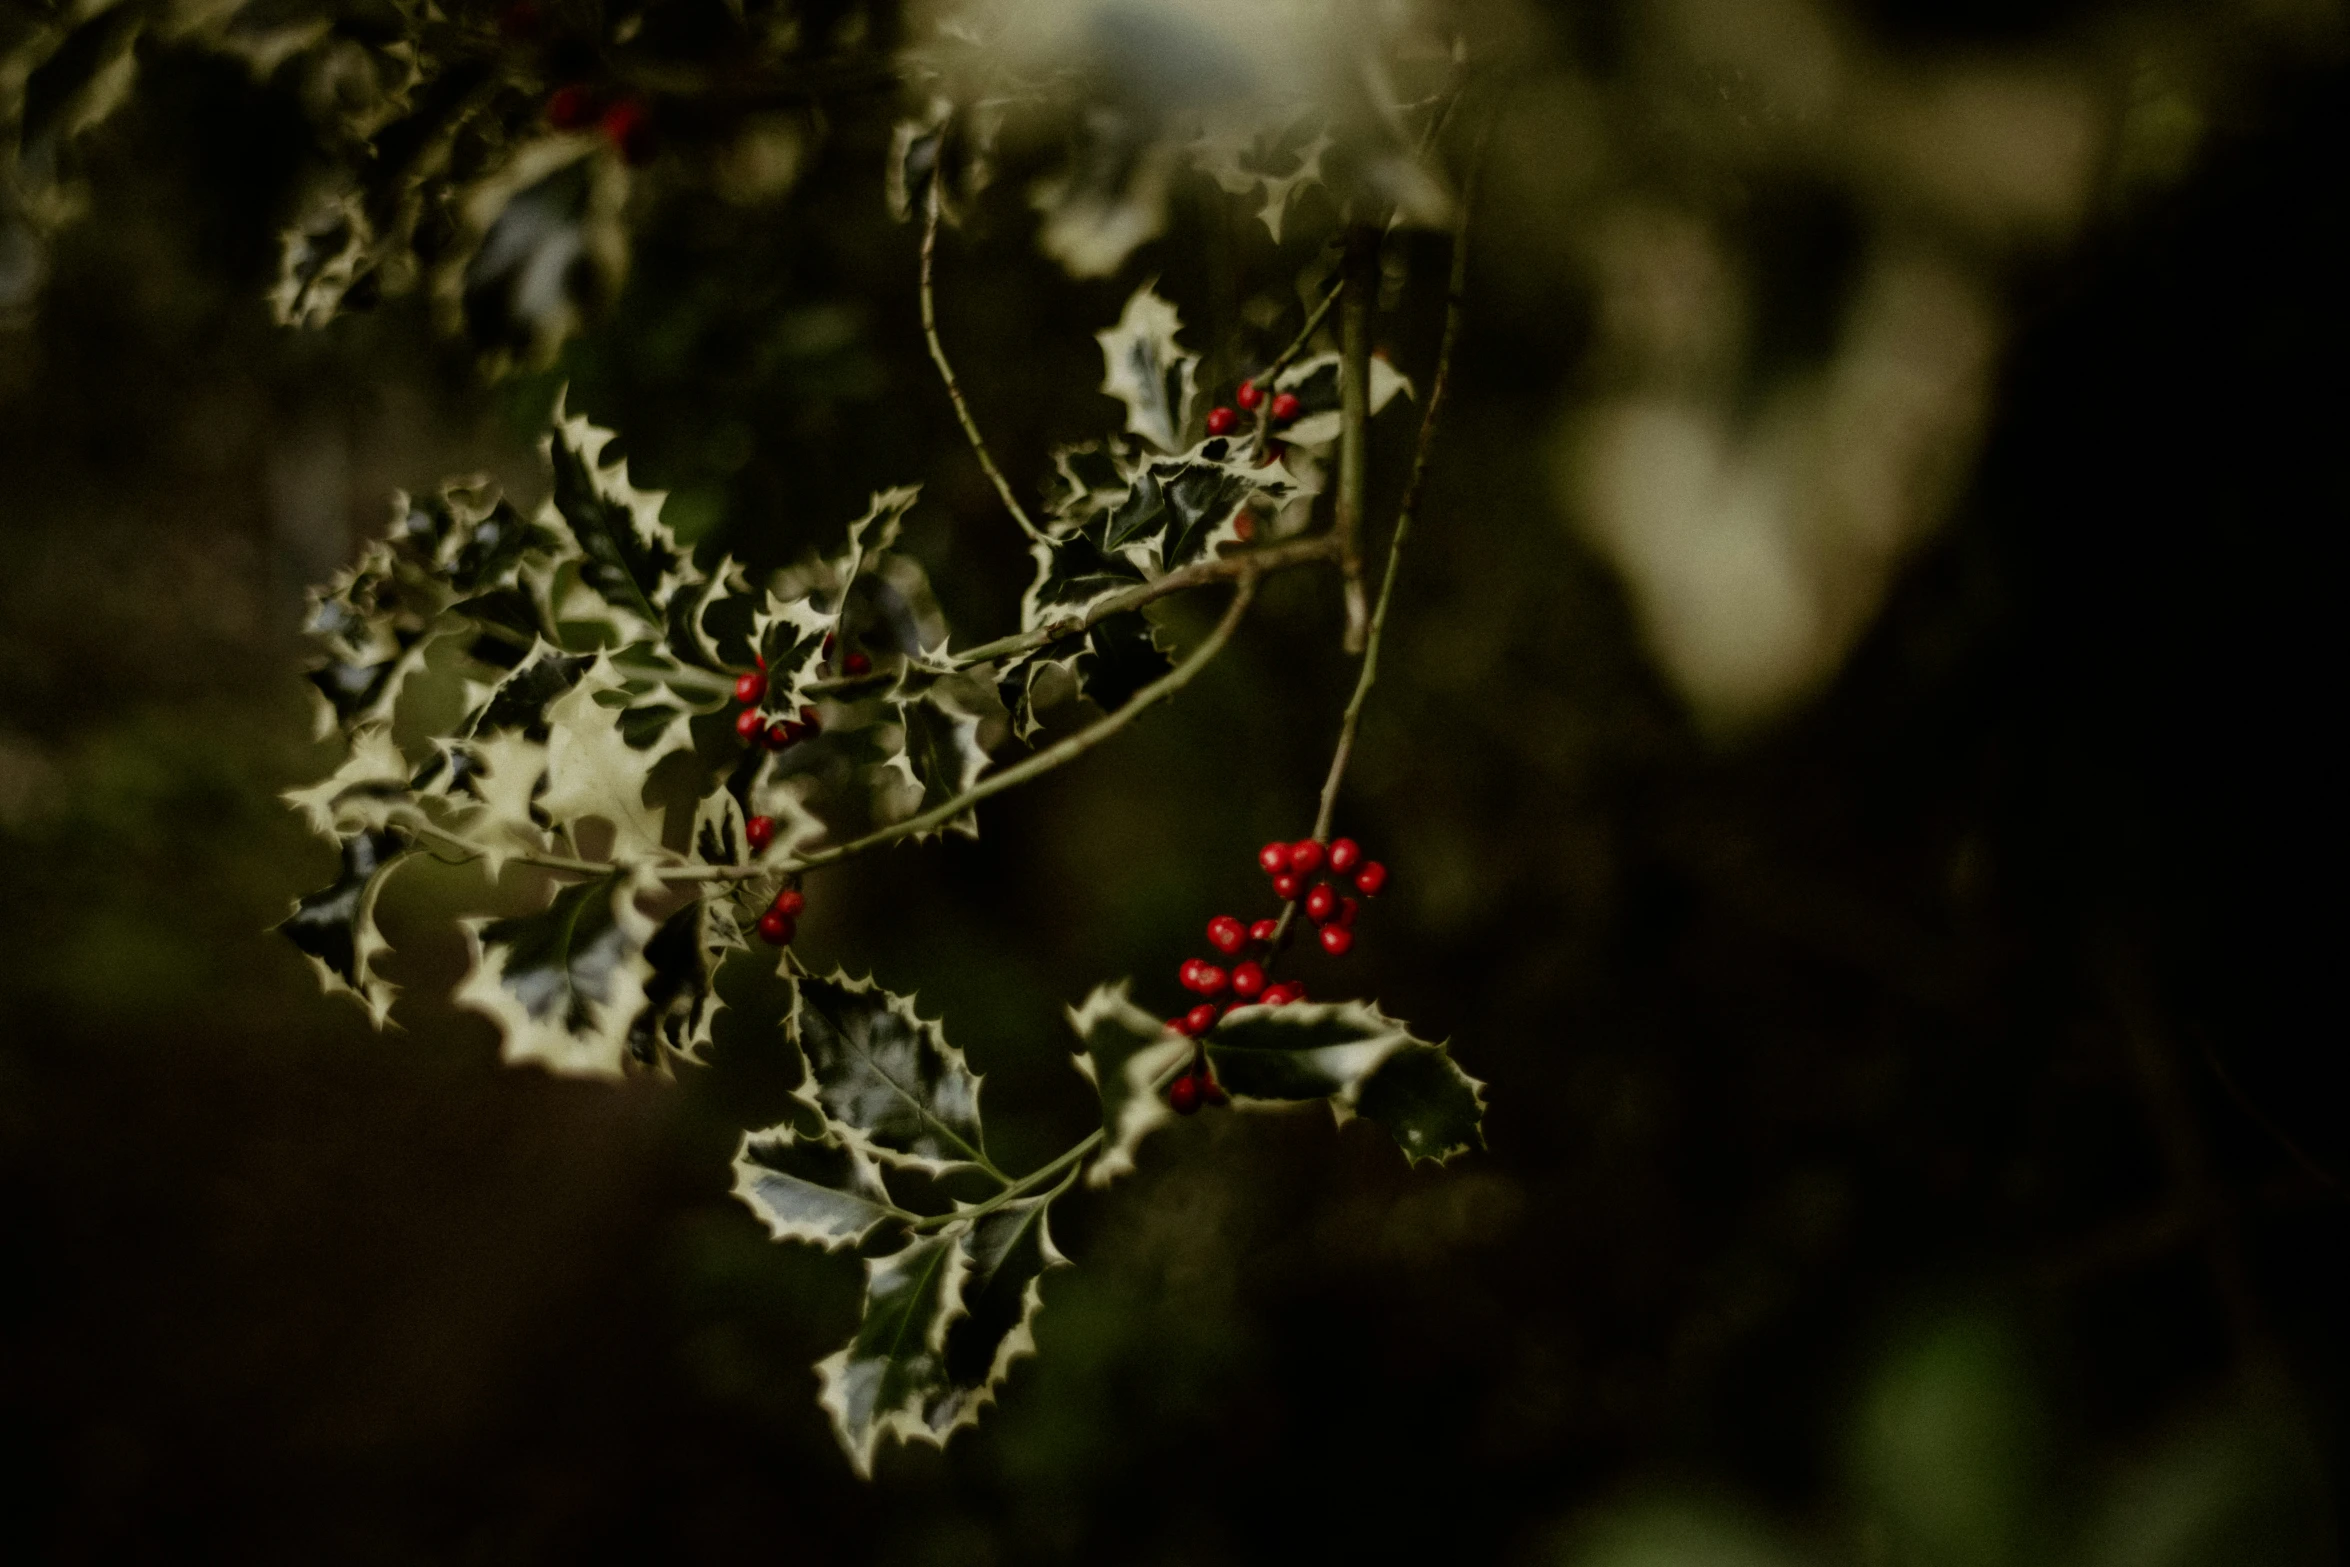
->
[543,397,692,633]
[1205,1001,1486,1166]
[1190,112,1331,244]
[438,138,630,373]
[1073,611,1173,714]
[732,1125,905,1252]
[1353,1040,1490,1168]
[887,691,987,840]
[626,896,737,1065]
[284,723,414,838]
[886,95,995,225]
[535,655,681,863]
[455,871,658,1079]
[1271,351,1414,450]
[1068,982,1190,1188]
[922,1193,1067,1440]
[1019,517,1147,632]
[815,1231,966,1478]
[790,972,990,1176]
[463,645,592,742]
[1095,282,1197,454]
[276,828,414,1027]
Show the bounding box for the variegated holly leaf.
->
[1271,350,1414,449]
[1189,111,1331,243]
[1033,107,1177,279]
[626,896,738,1065]
[455,871,659,1078]
[285,722,413,838]
[1019,515,1148,632]
[790,972,990,1176]
[417,728,550,877]
[438,137,630,373]
[535,655,682,863]
[885,691,988,840]
[1040,441,1133,531]
[1068,982,1190,1188]
[462,645,592,742]
[732,1125,906,1251]
[543,399,693,634]
[1101,440,1288,574]
[1095,282,1197,453]
[921,1192,1067,1439]
[1205,1001,1485,1166]
[0,0,144,281]
[276,827,414,1027]
[815,1231,965,1478]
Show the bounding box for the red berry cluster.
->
[545,86,655,164]
[756,885,804,947]
[1203,378,1303,442]
[730,660,824,753]
[1160,835,1390,1114]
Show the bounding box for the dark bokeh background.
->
[2,4,2345,1562]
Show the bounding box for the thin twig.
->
[1247,276,1345,397]
[948,532,1336,669]
[1333,223,1379,654]
[922,181,1043,543]
[1311,152,1480,840]
[911,1131,1098,1232]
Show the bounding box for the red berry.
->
[1180,958,1204,990]
[821,633,835,656]
[1206,916,1246,956]
[1289,840,1325,876]
[1235,380,1264,411]
[1185,1003,1219,1036]
[771,888,805,919]
[843,652,872,677]
[1318,924,1353,956]
[1272,873,1302,901]
[1205,406,1238,437]
[1203,1076,1230,1107]
[1262,983,1293,1006]
[736,707,768,743]
[765,721,794,749]
[745,815,776,852]
[756,910,796,945]
[1304,882,1336,923]
[547,85,599,130]
[600,99,654,165]
[1327,837,1361,874]
[1247,918,1278,943]
[733,670,766,704]
[1353,861,1388,896]
[1168,1015,1195,1037]
[1230,960,1265,998]
[1192,963,1228,996]
[1337,895,1358,926]
[1231,514,1256,543]
[799,705,822,732]
[1169,1074,1203,1115]
[1258,842,1292,876]
[1269,391,1302,424]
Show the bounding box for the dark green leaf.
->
[892,693,987,838]
[792,973,989,1175]
[732,1126,905,1251]
[815,1232,963,1477]
[465,647,591,741]
[1068,983,1189,1187]
[1205,1000,1485,1167]
[1354,1043,1489,1167]
[627,898,734,1065]
[1075,610,1171,712]
[545,401,689,628]
[276,828,413,1027]
[456,871,657,1078]
[1019,519,1146,630]
[925,1193,1066,1437]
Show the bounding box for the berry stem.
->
[1334,220,1379,655]
[921,180,1044,543]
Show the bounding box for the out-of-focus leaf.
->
[455,870,658,1078]
[275,827,414,1026]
